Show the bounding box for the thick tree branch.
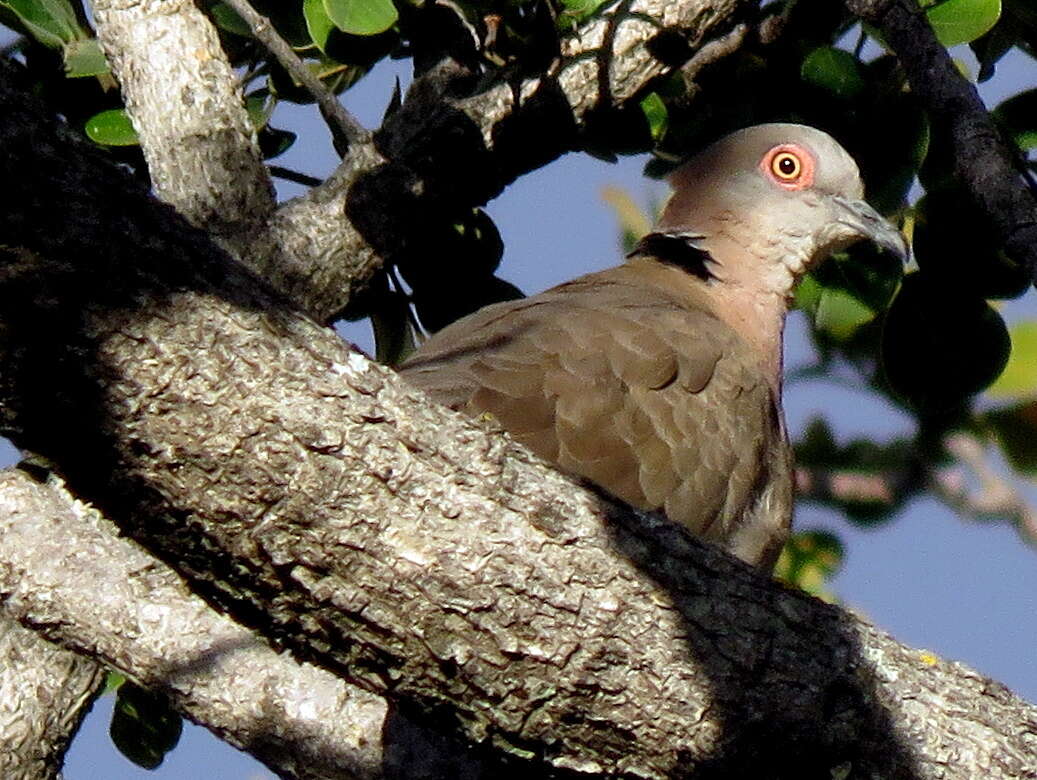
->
[846,0,1037,283]
[0,611,104,780]
[796,465,901,505]
[0,470,391,780]
[0,470,552,780]
[93,0,276,242]
[248,140,389,320]
[1,57,1036,778]
[91,0,750,322]
[250,0,753,321]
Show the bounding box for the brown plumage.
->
[400,124,907,569]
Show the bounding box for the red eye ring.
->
[761,144,815,190]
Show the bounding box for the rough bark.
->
[0,469,552,780]
[1,56,1036,779]
[92,0,750,322]
[0,470,389,780]
[93,0,276,242]
[0,614,104,780]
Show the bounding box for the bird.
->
[399,124,908,570]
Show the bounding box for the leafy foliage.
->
[1,0,84,50]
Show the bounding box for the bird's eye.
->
[761,144,815,190]
[772,152,801,180]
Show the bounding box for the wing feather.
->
[398,265,792,566]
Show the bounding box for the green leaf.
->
[1006,0,1037,27]
[258,125,297,159]
[209,2,252,37]
[371,297,417,366]
[925,0,1002,46]
[84,109,139,146]
[855,79,931,213]
[775,530,844,598]
[244,92,274,130]
[970,13,1016,81]
[323,0,397,36]
[601,186,652,253]
[800,46,865,99]
[109,682,183,770]
[248,90,297,158]
[558,0,609,22]
[994,88,1037,150]
[103,670,126,696]
[882,273,1011,411]
[794,417,839,467]
[413,274,522,334]
[801,245,901,344]
[815,287,876,341]
[304,0,335,51]
[63,38,109,78]
[793,273,824,315]
[639,92,668,143]
[912,187,1030,298]
[807,240,904,325]
[987,321,1037,399]
[985,401,1037,474]
[0,0,81,48]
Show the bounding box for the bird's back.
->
[399,260,793,568]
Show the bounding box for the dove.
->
[400,124,907,569]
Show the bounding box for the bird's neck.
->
[695,228,809,390]
[628,237,796,391]
[622,256,788,391]
[705,277,788,389]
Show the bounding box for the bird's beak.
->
[830,195,910,262]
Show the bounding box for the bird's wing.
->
[399,270,788,557]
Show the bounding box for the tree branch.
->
[90,0,751,323]
[0,610,104,780]
[933,432,1037,545]
[220,0,371,153]
[93,0,276,242]
[0,470,389,780]
[0,469,521,780]
[1,55,1036,778]
[795,465,901,505]
[846,0,1037,284]
[249,0,755,322]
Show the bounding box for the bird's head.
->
[656,124,908,296]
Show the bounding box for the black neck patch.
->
[629,232,717,282]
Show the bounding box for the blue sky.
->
[1,27,1030,779]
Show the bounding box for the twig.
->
[681,22,747,92]
[932,432,1037,546]
[795,466,904,505]
[845,0,1037,285]
[268,165,323,187]
[220,0,371,155]
[758,0,797,45]
[387,263,426,341]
